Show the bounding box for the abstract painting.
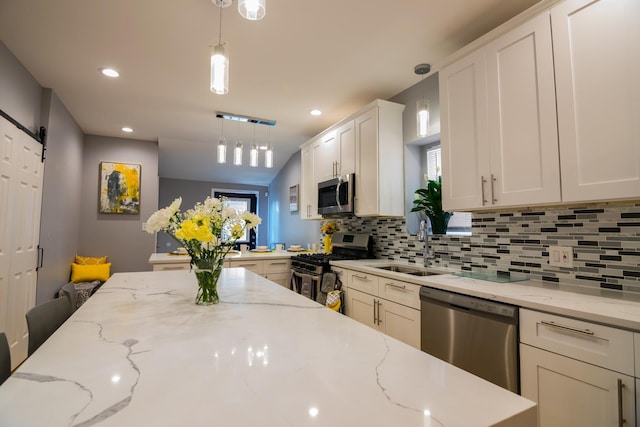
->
[99,162,141,214]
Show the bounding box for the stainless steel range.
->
[290,232,372,301]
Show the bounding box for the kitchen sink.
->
[371,265,441,276]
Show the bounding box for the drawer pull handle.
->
[617,379,626,427]
[353,274,368,280]
[386,282,406,290]
[270,262,287,265]
[539,320,595,336]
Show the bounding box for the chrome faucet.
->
[418,219,435,267]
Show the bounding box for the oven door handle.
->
[336,179,342,211]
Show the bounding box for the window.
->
[213,191,258,248]
[422,145,472,235]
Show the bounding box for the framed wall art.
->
[99,161,141,214]
[289,184,299,212]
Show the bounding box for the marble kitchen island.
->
[0,269,536,427]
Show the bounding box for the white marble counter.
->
[331,259,640,331]
[149,250,299,266]
[0,269,536,427]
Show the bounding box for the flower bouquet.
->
[145,197,261,305]
[320,221,336,254]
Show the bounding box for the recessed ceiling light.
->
[121,127,133,133]
[100,67,120,78]
[310,109,322,116]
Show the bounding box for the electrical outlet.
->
[549,245,574,268]
[142,222,147,232]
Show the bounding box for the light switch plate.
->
[549,245,573,268]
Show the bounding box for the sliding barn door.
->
[0,116,44,368]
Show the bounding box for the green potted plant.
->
[411,176,452,234]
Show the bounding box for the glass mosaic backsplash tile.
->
[334,202,640,293]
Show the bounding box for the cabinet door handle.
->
[539,320,595,337]
[480,176,487,205]
[373,299,377,324]
[617,379,626,427]
[376,300,382,325]
[386,282,406,290]
[490,174,497,204]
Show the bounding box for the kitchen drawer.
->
[348,271,379,295]
[520,309,634,375]
[264,259,291,274]
[331,267,347,287]
[378,278,421,309]
[153,263,190,271]
[228,260,264,275]
[265,272,291,288]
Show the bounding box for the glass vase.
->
[193,258,224,305]
[323,234,333,254]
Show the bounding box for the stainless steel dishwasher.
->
[420,286,519,393]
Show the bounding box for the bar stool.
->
[0,332,10,385]
[25,297,72,356]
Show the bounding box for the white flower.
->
[241,211,262,228]
[222,206,237,219]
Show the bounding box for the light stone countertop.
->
[148,250,302,265]
[331,259,640,332]
[0,269,536,427]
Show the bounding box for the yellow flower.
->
[321,222,336,234]
[175,218,213,243]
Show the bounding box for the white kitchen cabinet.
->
[300,142,321,220]
[300,99,403,219]
[344,269,420,349]
[551,0,640,203]
[354,100,405,217]
[440,12,560,211]
[520,308,636,427]
[263,259,292,288]
[315,120,355,181]
[227,258,292,287]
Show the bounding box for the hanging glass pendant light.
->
[217,119,227,163]
[414,63,431,138]
[264,127,273,168]
[210,1,230,94]
[417,99,430,137]
[238,0,266,20]
[233,122,243,165]
[249,124,259,167]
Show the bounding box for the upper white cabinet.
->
[300,99,404,219]
[315,120,356,182]
[552,0,640,203]
[300,141,322,220]
[354,101,405,217]
[440,12,561,211]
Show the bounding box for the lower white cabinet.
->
[343,269,421,349]
[226,258,291,288]
[520,308,636,427]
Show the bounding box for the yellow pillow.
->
[75,255,108,265]
[71,263,111,283]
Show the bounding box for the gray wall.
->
[37,90,85,302]
[1,41,85,302]
[267,151,321,249]
[157,177,269,252]
[0,41,41,133]
[79,135,158,272]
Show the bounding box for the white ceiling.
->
[0,0,541,186]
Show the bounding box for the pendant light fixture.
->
[238,0,266,20]
[210,0,231,95]
[265,127,273,168]
[249,124,259,167]
[233,122,243,165]
[414,63,431,138]
[217,119,227,163]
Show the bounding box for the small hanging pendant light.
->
[233,122,243,165]
[238,0,266,21]
[217,119,227,163]
[264,127,273,168]
[210,0,230,94]
[414,63,431,138]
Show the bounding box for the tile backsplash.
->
[335,202,640,293]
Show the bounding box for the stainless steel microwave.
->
[317,174,355,216]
